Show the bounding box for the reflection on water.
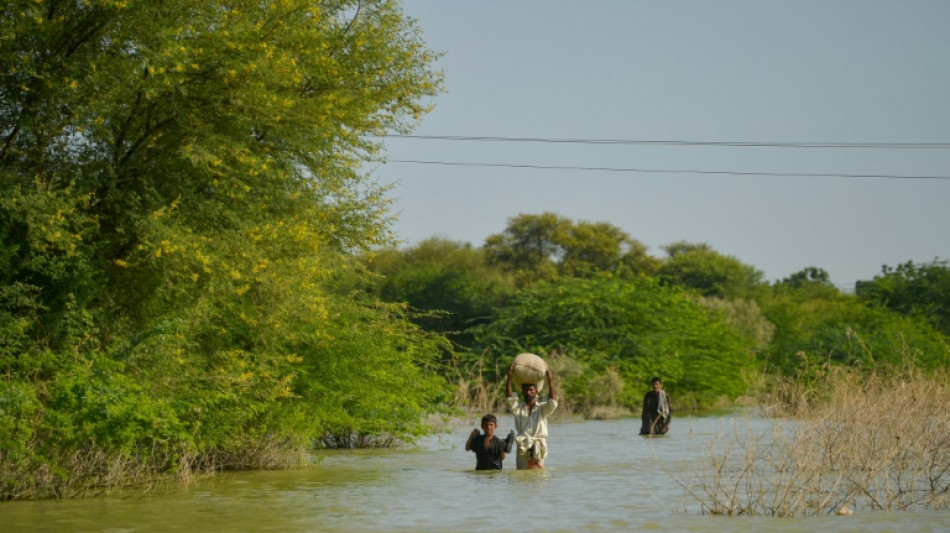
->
[1,413,946,532]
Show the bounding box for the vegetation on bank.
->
[365,219,949,417]
[1,0,446,500]
[1,0,948,503]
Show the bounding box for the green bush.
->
[761,288,949,377]
[470,276,760,409]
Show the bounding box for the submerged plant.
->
[679,371,950,516]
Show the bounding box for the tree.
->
[663,241,712,257]
[483,212,568,284]
[760,287,948,377]
[696,296,775,352]
[561,220,659,278]
[656,243,764,299]
[2,0,442,334]
[772,266,842,300]
[781,267,832,288]
[1,0,445,498]
[856,260,950,336]
[483,212,657,284]
[471,277,759,408]
[365,238,514,348]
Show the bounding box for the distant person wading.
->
[640,377,671,435]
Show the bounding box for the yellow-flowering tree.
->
[0,0,446,499]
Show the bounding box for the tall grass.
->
[0,447,198,500]
[451,350,636,419]
[0,439,314,500]
[681,367,950,516]
[451,355,505,415]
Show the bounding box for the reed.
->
[681,368,950,516]
[454,374,499,415]
[318,432,398,449]
[0,437,310,500]
[0,447,179,500]
[451,355,507,414]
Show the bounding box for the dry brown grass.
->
[0,448,182,500]
[682,368,950,516]
[0,437,310,500]
[454,374,500,415]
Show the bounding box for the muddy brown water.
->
[2,413,946,532]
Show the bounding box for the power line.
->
[382,134,950,150]
[385,159,950,180]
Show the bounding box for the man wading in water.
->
[640,376,672,435]
[506,363,558,469]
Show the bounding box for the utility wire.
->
[385,159,950,180]
[382,134,950,149]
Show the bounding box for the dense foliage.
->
[762,282,949,376]
[656,242,765,299]
[365,238,515,348]
[369,215,948,415]
[482,212,658,285]
[1,0,447,500]
[856,260,950,336]
[470,276,759,408]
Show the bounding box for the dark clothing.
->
[640,390,672,435]
[470,434,505,470]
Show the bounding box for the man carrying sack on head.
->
[506,353,558,470]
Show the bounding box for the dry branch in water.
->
[681,370,950,516]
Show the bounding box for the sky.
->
[371,1,950,289]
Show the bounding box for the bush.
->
[469,276,760,410]
[761,288,949,377]
[684,369,950,516]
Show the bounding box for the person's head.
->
[650,376,662,392]
[480,414,498,435]
[521,382,539,405]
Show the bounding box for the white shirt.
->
[506,395,558,439]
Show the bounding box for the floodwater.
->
[1,413,946,532]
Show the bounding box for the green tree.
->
[2,0,441,336]
[483,212,657,285]
[561,220,659,277]
[781,266,833,288]
[771,266,842,301]
[483,212,568,284]
[656,242,764,298]
[696,296,775,352]
[856,260,950,336]
[365,238,515,348]
[1,0,445,498]
[663,241,712,257]
[761,285,948,377]
[471,277,759,408]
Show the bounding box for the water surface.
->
[1,413,945,532]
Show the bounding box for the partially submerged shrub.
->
[682,370,950,516]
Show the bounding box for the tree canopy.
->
[471,276,760,407]
[364,238,514,348]
[856,260,950,336]
[482,212,657,285]
[656,242,764,299]
[1,0,448,499]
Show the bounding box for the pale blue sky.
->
[373,1,950,289]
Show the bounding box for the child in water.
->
[465,414,515,470]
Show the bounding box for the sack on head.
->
[511,352,547,394]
